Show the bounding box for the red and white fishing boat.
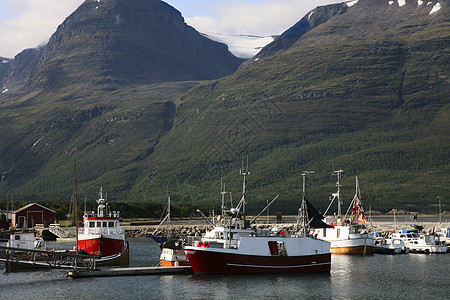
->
[185,169,331,274]
[77,187,129,265]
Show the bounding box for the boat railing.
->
[186,236,202,246]
[83,211,120,218]
[83,227,123,235]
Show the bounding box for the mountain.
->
[2,0,244,94]
[138,0,450,212]
[0,0,448,213]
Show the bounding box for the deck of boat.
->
[67,265,192,278]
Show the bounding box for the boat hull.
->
[94,241,130,266]
[160,248,189,267]
[330,245,374,255]
[160,260,190,267]
[185,248,331,274]
[408,245,447,254]
[78,234,125,256]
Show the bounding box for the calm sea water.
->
[1,238,448,299]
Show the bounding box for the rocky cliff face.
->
[0,48,43,93]
[254,3,349,60]
[0,58,11,90]
[22,0,244,90]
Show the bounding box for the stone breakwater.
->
[125,224,208,238]
[124,221,450,238]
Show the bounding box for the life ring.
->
[197,241,203,247]
[203,241,209,248]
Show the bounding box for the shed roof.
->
[13,203,56,214]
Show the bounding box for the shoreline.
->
[3,214,446,240]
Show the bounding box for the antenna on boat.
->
[297,171,314,236]
[84,193,87,216]
[221,178,226,216]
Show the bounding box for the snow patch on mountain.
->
[429,2,441,14]
[346,0,359,7]
[202,32,275,58]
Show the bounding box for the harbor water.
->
[1,238,448,299]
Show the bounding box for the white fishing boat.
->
[184,168,331,274]
[437,227,450,245]
[370,233,409,254]
[390,229,447,254]
[6,231,46,251]
[311,171,374,255]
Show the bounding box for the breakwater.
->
[123,220,450,238]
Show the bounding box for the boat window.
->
[89,222,95,228]
[323,228,326,237]
[337,229,340,239]
[103,222,107,227]
[15,235,20,240]
[96,222,101,227]
[108,222,114,227]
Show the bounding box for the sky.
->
[0,0,342,58]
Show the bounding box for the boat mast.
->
[73,159,78,253]
[324,169,343,216]
[297,171,314,236]
[239,156,249,227]
[167,194,171,237]
[335,169,343,216]
[438,196,441,225]
[393,209,397,230]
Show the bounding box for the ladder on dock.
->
[48,224,69,238]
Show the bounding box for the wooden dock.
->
[67,265,192,278]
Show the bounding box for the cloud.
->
[0,0,83,58]
[184,0,343,36]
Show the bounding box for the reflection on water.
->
[1,238,448,299]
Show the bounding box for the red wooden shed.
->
[12,203,56,228]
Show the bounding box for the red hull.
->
[185,249,331,274]
[78,237,125,256]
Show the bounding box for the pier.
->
[67,265,192,278]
